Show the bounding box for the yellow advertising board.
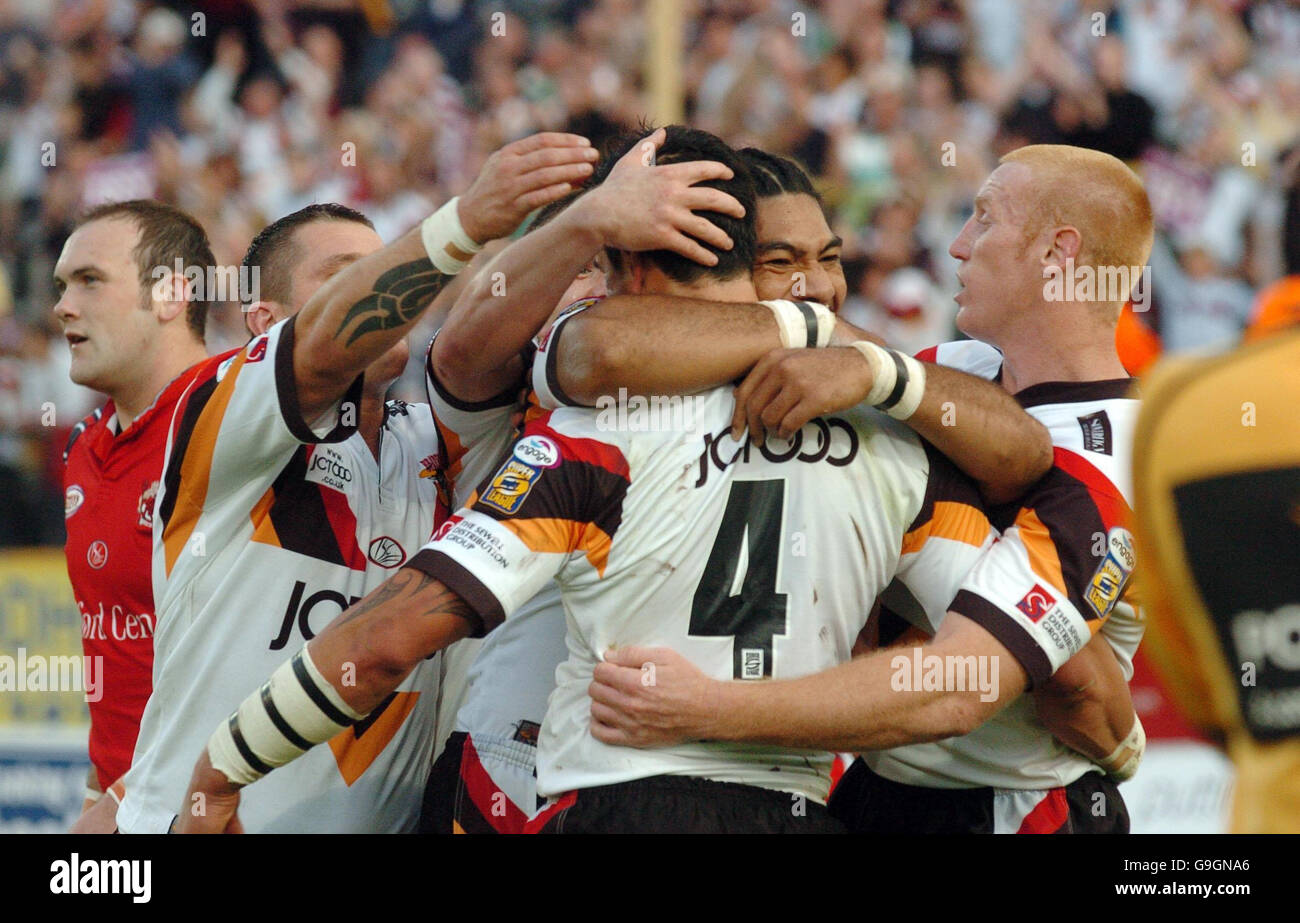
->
[0,549,89,728]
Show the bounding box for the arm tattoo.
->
[334,258,451,347]
[335,568,482,636]
[335,569,418,627]
[420,581,482,636]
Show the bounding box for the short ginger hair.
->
[999,145,1154,278]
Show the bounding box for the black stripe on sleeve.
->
[470,457,628,546]
[542,309,597,409]
[424,330,526,412]
[260,684,313,751]
[950,589,1054,689]
[1020,468,1112,618]
[227,716,274,776]
[158,374,218,534]
[290,652,355,727]
[404,550,500,636]
[274,314,364,444]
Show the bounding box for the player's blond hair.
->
[1000,145,1153,314]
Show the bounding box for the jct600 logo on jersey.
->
[269,581,362,650]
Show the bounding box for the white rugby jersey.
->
[118,316,448,833]
[868,339,1144,790]
[424,331,569,823]
[411,311,996,804]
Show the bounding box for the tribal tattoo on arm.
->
[333,258,452,347]
[331,566,481,649]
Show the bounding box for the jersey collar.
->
[1013,378,1136,408]
[95,361,208,451]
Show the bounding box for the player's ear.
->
[148,267,193,324]
[244,301,278,336]
[1045,226,1082,272]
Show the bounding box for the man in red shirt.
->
[55,200,213,814]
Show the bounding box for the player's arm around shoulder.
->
[903,360,1053,504]
[440,127,746,406]
[728,331,1051,503]
[590,612,1031,752]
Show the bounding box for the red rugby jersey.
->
[62,361,210,789]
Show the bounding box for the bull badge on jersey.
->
[480,436,560,515]
[137,480,160,530]
[1085,527,1136,618]
[368,536,407,568]
[65,485,85,519]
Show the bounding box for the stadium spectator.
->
[1,0,1296,543]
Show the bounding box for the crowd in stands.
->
[1,0,1297,544]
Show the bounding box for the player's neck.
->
[652,276,757,303]
[999,333,1128,395]
[111,340,207,432]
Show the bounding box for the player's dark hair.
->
[75,199,215,341]
[242,203,375,307]
[595,124,756,284]
[737,148,819,201]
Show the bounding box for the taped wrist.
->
[207,647,364,787]
[1099,714,1146,782]
[420,196,483,275]
[848,341,928,420]
[760,300,836,349]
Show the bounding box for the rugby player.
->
[422,141,1053,832]
[100,133,598,833]
[586,145,1151,833]
[1132,330,1300,833]
[421,128,749,832]
[174,128,1041,834]
[55,200,213,817]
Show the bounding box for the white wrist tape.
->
[805,302,836,347]
[1099,714,1146,782]
[207,648,364,787]
[420,196,483,275]
[848,340,927,420]
[759,300,835,349]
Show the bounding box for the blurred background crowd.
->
[1,0,1297,546]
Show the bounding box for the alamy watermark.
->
[50,853,150,903]
[595,387,703,432]
[151,259,260,305]
[1043,258,1151,312]
[890,647,999,703]
[0,648,103,702]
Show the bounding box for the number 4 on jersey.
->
[689,479,789,679]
